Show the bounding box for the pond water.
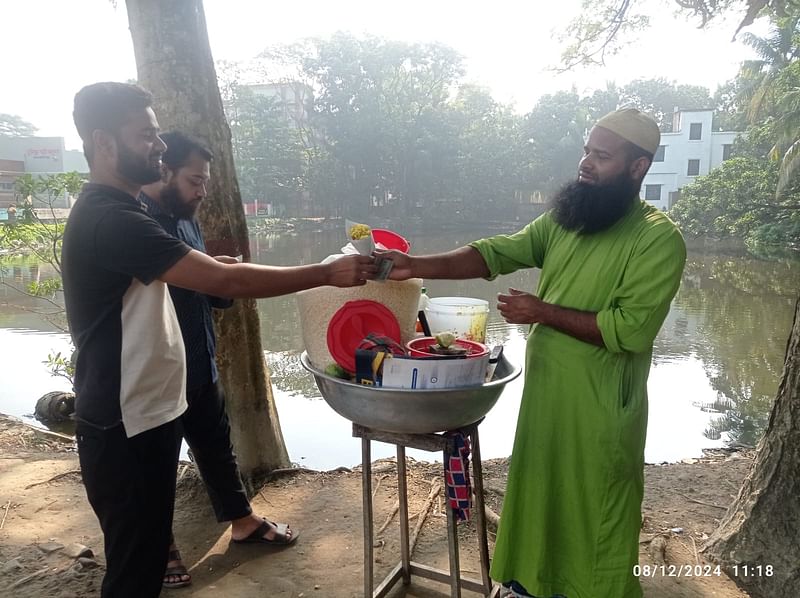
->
[1,228,797,469]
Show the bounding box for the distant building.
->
[0,159,25,209]
[0,136,88,212]
[642,109,740,211]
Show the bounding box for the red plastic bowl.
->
[406,337,489,359]
[373,228,411,253]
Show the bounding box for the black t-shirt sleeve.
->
[94,206,192,284]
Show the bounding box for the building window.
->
[687,159,700,176]
[644,184,662,202]
[689,123,703,140]
[653,145,666,162]
[722,144,733,160]
[0,182,15,190]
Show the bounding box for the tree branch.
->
[0,280,63,310]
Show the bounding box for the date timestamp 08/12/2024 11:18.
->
[633,564,775,578]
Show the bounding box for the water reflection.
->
[668,246,799,446]
[0,255,66,331]
[0,328,73,426]
[0,229,797,465]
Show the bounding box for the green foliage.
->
[1,222,46,248]
[217,16,799,229]
[44,350,75,387]
[712,79,750,132]
[729,13,800,195]
[558,0,793,70]
[737,13,800,122]
[1,172,85,271]
[665,5,800,248]
[769,61,800,194]
[1,171,80,346]
[670,156,800,247]
[620,78,714,131]
[0,113,38,136]
[522,90,588,194]
[746,220,800,255]
[227,31,750,221]
[302,33,470,218]
[0,222,65,257]
[448,85,528,219]
[222,83,310,214]
[28,277,62,298]
[558,0,649,70]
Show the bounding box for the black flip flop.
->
[231,518,299,546]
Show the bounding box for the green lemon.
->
[435,332,456,348]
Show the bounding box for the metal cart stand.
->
[354,421,500,598]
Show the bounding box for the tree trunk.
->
[704,295,800,596]
[125,0,290,489]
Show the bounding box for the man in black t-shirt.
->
[63,82,377,598]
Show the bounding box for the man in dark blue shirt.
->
[141,132,296,589]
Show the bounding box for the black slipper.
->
[231,518,299,546]
[163,549,191,589]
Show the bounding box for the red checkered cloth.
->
[444,432,472,522]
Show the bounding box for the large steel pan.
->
[301,351,521,434]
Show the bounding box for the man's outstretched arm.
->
[381,246,490,280]
[160,249,377,299]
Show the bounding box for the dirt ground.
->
[0,413,753,597]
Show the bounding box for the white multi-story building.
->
[642,109,739,211]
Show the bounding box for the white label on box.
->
[381,355,490,389]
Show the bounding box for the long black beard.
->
[161,184,200,220]
[551,174,640,235]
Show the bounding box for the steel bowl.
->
[300,351,521,434]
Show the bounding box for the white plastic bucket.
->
[425,297,490,343]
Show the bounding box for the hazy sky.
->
[2,0,765,150]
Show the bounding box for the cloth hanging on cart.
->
[444,431,472,521]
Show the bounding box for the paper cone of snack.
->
[346,219,375,256]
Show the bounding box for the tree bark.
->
[125,0,290,489]
[705,294,800,596]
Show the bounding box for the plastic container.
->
[373,228,411,253]
[406,337,489,359]
[296,276,423,369]
[425,297,490,343]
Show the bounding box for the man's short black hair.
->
[73,82,154,162]
[159,131,214,171]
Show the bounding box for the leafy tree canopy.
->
[0,113,37,137]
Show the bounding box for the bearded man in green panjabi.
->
[382,108,687,598]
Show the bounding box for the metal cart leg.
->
[362,437,373,597]
[470,427,493,593]
[354,422,492,597]
[444,446,462,598]
[397,445,411,584]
